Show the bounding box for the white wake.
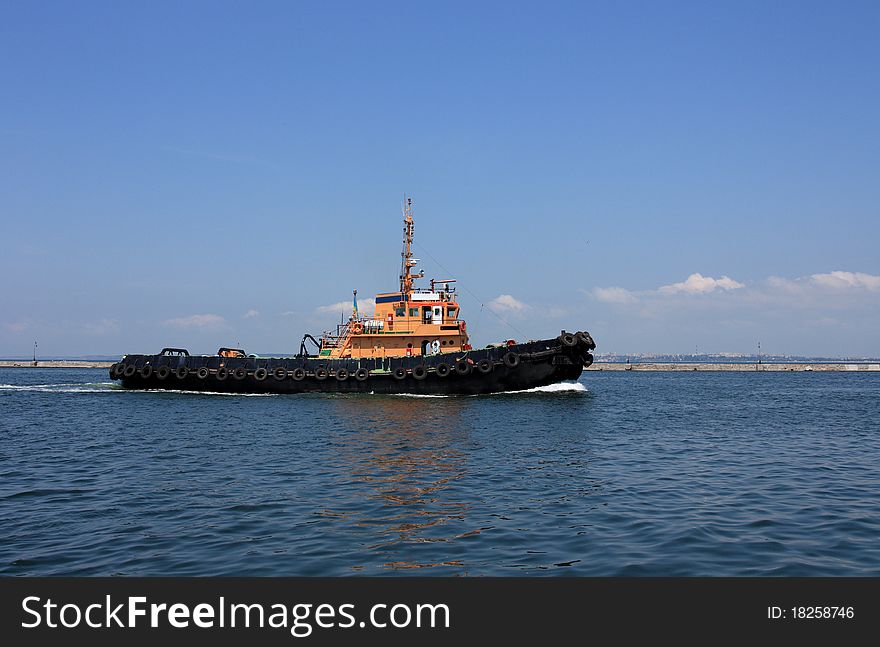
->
[496,381,587,395]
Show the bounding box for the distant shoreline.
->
[2,360,879,372]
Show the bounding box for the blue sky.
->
[1,1,878,357]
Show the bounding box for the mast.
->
[399,196,418,297]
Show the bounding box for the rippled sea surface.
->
[2,368,879,576]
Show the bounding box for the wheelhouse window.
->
[395,307,405,317]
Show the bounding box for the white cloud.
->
[280,311,297,317]
[316,299,376,315]
[163,314,225,329]
[584,269,880,355]
[591,273,743,304]
[591,269,879,318]
[316,301,351,314]
[4,322,28,333]
[592,286,638,304]
[488,294,529,312]
[658,273,745,295]
[809,271,880,291]
[764,271,880,296]
[243,309,260,318]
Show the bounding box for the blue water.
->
[1,368,878,576]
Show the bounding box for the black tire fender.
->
[558,332,577,347]
[577,331,595,350]
[197,367,210,379]
[336,368,349,381]
[354,368,369,381]
[412,365,427,380]
[123,364,137,378]
[436,363,451,377]
[393,367,407,380]
[176,366,189,379]
[314,367,328,380]
[216,367,228,380]
[273,367,287,380]
[477,359,493,373]
[156,366,170,380]
[455,360,471,376]
[292,368,306,381]
[502,352,520,368]
[139,365,153,378]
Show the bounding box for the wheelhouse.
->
[317,198,471,359]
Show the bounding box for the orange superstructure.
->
[319,198,471,359]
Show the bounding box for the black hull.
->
[110,331,595,396]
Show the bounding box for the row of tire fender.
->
[110,351,522,382]
[390,351,519,379]
[558,331,595,364]
[112,363,191,380]
[558,331,595,349]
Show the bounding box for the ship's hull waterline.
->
[110,332,595,395]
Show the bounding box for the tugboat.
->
[109,199,595,395]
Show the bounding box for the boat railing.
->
[320,322,351,349]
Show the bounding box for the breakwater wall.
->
[0,361,115,368]
[587,363,880,372]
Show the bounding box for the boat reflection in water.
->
[321,395,483,572]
